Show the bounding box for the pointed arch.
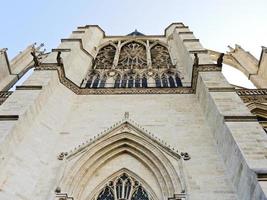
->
[135,74,141,88]
[59,121,186,200]
[154,73,161,88]
[161,74,168,87]
[150,44,173,69]
[141,75,148,88]
[91,169,156,200]
[117,41,147,69]
[121,74,128,88]
[94,44,116,69]
[92,74,100,88]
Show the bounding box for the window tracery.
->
[94,45,116,69]
[117,42,147,69]
[84,40,183,88]
[95,173,150,200]
[151,44,174,69]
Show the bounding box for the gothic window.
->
[161,74,168,87]
[142,75,148,88]
[99,75,107,88]
[131,186,149,200]
[121,74,128,88]
[114,74,121,88]
[175,73,183,87]
[86,75,94,88]
[128,76,134,88]
[151,44,173,69]
[168,75,176,88]
[94,45,116,69]
[92,74,100,88]
[135,75,141,88]
[97,186,114,200]
[155,74,161,87]
[117,42,147,69]
[96,173,150,200]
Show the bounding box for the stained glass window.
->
[96,173,150,200]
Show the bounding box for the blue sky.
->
[1,0,267,87]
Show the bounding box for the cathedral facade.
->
[0,23,267,200]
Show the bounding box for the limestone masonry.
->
[0,22,267,200]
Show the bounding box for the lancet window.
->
[96,173,150,200]
[83,40,183,88]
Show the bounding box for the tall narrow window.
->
[99,75,107,88]
[92,74,100,88]
[86,75,94,88]
[95,173,150,200]
[168,75,176,88]
[155,74,161,87]
[142,75,148,88]
[175,73,183,87]
[161,74,168,87]
[128,76,134,88]
[135,75,141,88]
[121,74,128,88]
[114,74,121,88]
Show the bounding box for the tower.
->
[0,23,267,200]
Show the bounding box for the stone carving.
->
[57,118,187,200]
[57,52,63,66]
[217,53,224,67]
[151,44,173,69]
[117,42,147,69]
[180,152,191,161]
[94,45,116,69]
[95,173,150,200]
[31,50,40,66]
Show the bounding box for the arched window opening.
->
[142,75,148,88]
[96,173,150,200]
[155,74,161,88]
[118,42,147,69]
[86,75,94,88]
[92,74,100,88]
[175,73,183,87]
[128,76,134,88]
[151,44,173,69]
[121,74,128,88]
[135,75,141,88]
[131,186,149,200]
[161,74,168,87]
[99,75,107,88]
[94,45,116,69]
[97,186,114,200]
[168,75,176,88]
[114,74,121,88]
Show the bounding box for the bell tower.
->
[0,23,267,200]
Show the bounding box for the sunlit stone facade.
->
[0,23,267,200]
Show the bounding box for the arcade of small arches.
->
[82,40,183,89]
